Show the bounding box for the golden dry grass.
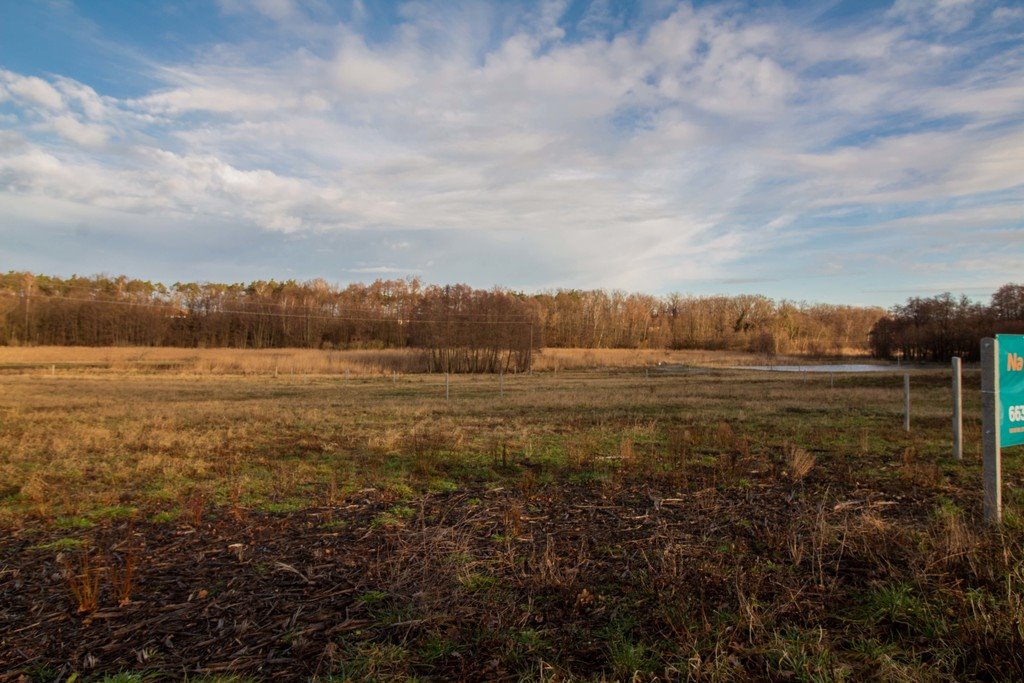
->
[529,347,767,371]
[0,345,809,377]
[0,346,426,375]
[6,349,1024,682]
[0,350,988,524]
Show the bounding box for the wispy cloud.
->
[0,1,1021,301]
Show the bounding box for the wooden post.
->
[445,372,450,401]
[903,374,911,432]
[952,356,962,461]
[982,338,1001,523]
[499,369,504,398]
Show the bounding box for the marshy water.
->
[739,363,898,373]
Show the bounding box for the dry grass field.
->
[2,349,1024,681]
[0,346,786,377]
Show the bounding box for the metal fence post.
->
[903,374,911,432]
[982,338,1001,523]
[952,357,962,461]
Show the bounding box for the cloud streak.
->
[0,0,1021,301]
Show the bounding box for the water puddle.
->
[737,364,898,373]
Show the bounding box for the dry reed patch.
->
[60,550,103,613]
[787,445,816,481]
[926,504,982,576]
[0,345,430,376]
[900,446,942,488]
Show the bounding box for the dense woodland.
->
[2,272,1020,366]
[868,284,1024,362]
[0,272,882,360]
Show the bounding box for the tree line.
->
[0,271,893,365]
[868,284,1024,362]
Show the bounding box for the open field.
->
[2,351,1024,680]
[0,346,859,377]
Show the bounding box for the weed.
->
[181,490,207,527]
[715,421,735,448]
[98,674,159,683]
[55,516,95,530]
[61,551,103,613]
[459,572,500,592]
[502,501,523,537]
[857,583,944,639]
[767,628,848,682]
[607,639,656,679]
[371,505,416,528]
[89,505,136,521]
[108,545,138,606]
[787,445,816,481]
[358,589,389,606]
[150,510,179,524]
[331,642,409,680]
[31,537,85,552]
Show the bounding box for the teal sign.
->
[999,335,1024,447]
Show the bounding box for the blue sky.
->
[1,0,1022,305]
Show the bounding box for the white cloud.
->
[992,6,1024,22]
[1,71,64,109]
[332,35,415,95]
[1,1,1022,295]
[48,115,109,147]
[888,0,978,33]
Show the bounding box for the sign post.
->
[982,335,1024,523]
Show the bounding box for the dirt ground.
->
[2,358,1024,680]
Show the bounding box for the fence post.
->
[445,372,450,402]
[982,338,1001,523]
[500,369,504,398]
[952,356,962,461]
[903,374,911,432]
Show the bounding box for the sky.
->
[0,0,1022,306]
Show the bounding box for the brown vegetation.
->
[1,271,884,358]
[869,284,1024,361]
[3,349,1024,679]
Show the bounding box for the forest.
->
[2,271,1021,364]
[867,284,1024,361]
[0,272,880,357]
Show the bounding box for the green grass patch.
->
[54,515,95,530]
[29,537,86,552]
